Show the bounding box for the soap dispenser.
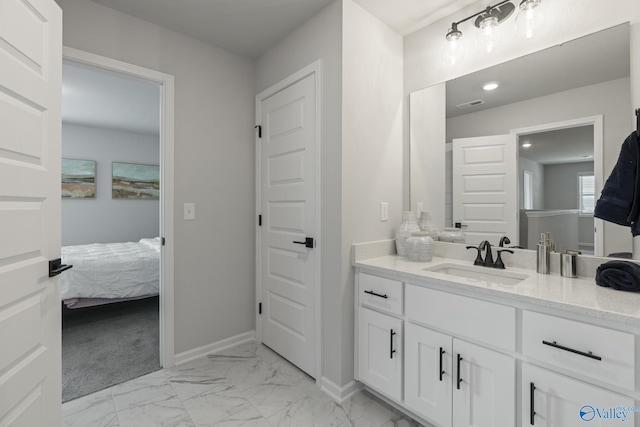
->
[536,232,551,274]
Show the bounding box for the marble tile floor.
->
[62,341,424,427]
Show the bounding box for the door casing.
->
[62,47,176,367]
[511,115,604,256]
[255,60,323,383]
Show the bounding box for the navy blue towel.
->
[594,131,640,235]
[596,261,640,292]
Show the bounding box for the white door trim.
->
[255,60,322,382]
[62,47,176,367]
[510,115,603,256]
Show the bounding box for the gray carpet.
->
[62,297,161,403]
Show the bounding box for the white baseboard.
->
[320,377,362,403]
[174,331,256,366]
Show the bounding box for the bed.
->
[61,237,160,308]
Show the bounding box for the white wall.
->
[342,0,403,386]
[255,1,345,387]
[56,0,255,355]
[62,123,159,246]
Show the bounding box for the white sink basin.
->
[424,263,528,286]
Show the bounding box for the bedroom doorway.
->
[60,48,175,401]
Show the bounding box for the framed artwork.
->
[112,162,160,199]
[61,158,96,198]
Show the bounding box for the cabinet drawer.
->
[522,311,635,391]
[406,284,515,351]
[358,273,403,316]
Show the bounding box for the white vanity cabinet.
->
[357,307,403,401]
[522,364,635,426]
[356,273,404,402]
[355,265,639,427]
[404,287,515,427]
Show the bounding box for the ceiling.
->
[353,0,483,36]
[446,24,630,118]
[62,60,161,135]
[89,0,335,59]
[85,0,482,58]
[519,126,594,165]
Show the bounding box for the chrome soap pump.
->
[536,232,552,274]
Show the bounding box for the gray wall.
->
[341,0,403,387]
[61,123,159,246]
[57,0,255,355]
[544,161,595,248]
[544,162,594,210]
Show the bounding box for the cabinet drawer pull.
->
[439,347,445,381]
[456,354,463,389]
[390,329,396,359]
[541,340,602,361]
[530,382,536,425]
[364,290,388,299]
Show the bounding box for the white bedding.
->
[61,238,160,300]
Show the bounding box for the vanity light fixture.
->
[444,0,542,64]
[522,142,532,148]
[515,0,544,39]
[483,82,499,91]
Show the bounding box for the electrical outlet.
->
[417,202,424,213]
[380,202,389,222]
[184,203,195,220]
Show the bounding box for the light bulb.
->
[515,0,544,39]
[478,16,501,53]
[443,24,465,66]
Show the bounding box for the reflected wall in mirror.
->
[410,23,632,257]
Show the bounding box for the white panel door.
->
[522,363,634,426]
[453,135,517,246]
[357,308,403,402]
[452,339,515,427]
[404,323,452,427]
[259,73,317,377]
[0,0,62,425]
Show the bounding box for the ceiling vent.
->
[455,99,485,110]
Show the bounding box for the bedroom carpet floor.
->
[62,341,423,427]
[62,297,161,403]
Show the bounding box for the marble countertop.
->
[354,254,640,326]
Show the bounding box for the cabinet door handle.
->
[456,354,463,389]
[439,347,445,381]
[530,382,536,425]
[364,290,388,299]
[542,340,602,361]
[390,329,396,359]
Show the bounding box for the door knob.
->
[49,258,73,277]
[293,237,315,248]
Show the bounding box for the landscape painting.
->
[112,162,160,199]
[61,159,96,198]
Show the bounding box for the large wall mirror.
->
[410,23,633,258]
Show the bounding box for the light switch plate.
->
[417,202,424,213]
[184,203,195,220]
[380,202,389,222]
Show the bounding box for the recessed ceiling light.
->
[522,142,532,148]
[483,82,499,91]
